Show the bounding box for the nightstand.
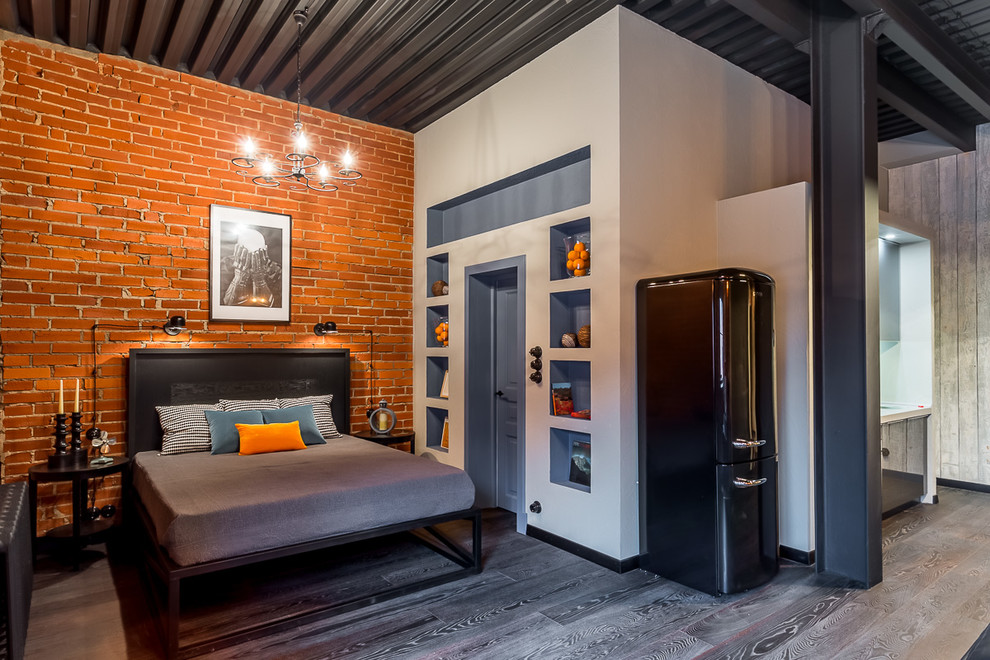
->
[352,429,415,454]
[28,456,129,570]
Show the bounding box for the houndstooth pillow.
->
[278,395,341,439]
[156,404,218,455]
[217,398,279,412]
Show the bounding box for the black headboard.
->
[127,348,351,457]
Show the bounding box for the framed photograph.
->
[441,417,450,449]
[569,440,591,487]
[551,382,573,416]
[439,370,450,399]
[209,204,291,323]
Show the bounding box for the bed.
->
[126,348,481,659]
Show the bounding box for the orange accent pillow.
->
[235,422,307,455]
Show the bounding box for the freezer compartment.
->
[716,456,779,595]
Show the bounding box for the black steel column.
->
[811,0,882,587]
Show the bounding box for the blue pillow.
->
[262,405,325,446]
[205,409,264,454]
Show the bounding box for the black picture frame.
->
[209,204,292,323]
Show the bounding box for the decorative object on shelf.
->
[578,324,591,348]
[312,321,383,421]
[441,417,450,449]
[210,204,291,323]
[89,314,191,445]
[369,400,397,435]
[570,409,591,420]
[90,430,116,466]
[569,440,591,487]
[49,379,87,469]
[431,280,449,297]
[551,382,574,416]
[49,412,69,469]
[528,346,543,383]
[231,8,361,194]
[434,318,449,347]
[440,370,450,399]
[561,332,578,348]
[564,234,591,277]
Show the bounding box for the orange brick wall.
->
[0,36,415,531]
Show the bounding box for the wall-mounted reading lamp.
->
[89,315,190,441]
[314,321,390,431]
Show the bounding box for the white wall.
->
[716,183,815,553]
[898,242,934,406]
[415,7,811,562]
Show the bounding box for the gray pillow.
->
[262,405,325,446]
[278,395,341,439]
[205,409,265,454]
[218,398,278,412]
[156,404,217,455]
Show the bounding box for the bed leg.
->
[472,510,482,573]
[166,575,180,660]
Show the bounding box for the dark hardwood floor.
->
[25,486,990,659]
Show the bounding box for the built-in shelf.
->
[549,360,591,418]
[426,406,449,452]
[427,304,449,348]
[550,217,591,282]
[550,428,591,493]
[427,253,449,298]
[550,288,590,348]
[426,356,449,401]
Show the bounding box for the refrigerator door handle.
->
[732,477,768,488]
[732,439,767,449]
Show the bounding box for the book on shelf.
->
[551,382,574,416]
[441,417,449,448]
[439,370,450,399]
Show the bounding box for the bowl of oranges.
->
[564,235,590,277]
[434,318,449,347]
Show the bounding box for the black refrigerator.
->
[636,268,778,596]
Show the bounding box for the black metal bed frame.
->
[126,348,482,659]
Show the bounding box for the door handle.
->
[733,477,767,488]
[495,390,504,397]
[732,439,767,449]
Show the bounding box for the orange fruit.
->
[574,269,586,276]
[573,258,584,270]
[580,250,589,260]
[567,250,578,261]
[574,241,585,252]
[566,259,575,270]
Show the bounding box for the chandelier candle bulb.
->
[74,378,79,413]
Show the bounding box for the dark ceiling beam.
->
[844,0,990,119]
[876,59,975,151]
[347,0,528,120]
[0,0,19,32]
[309,0,442,109]
[68,0,91,49]
[241,0,334,93]
[300,2,410,108]
[103,0,130,56]
[215,1,283,85]
[264,0,367,98]
[189,0,247,77]
[332,0,488,114]
[132,0,171,63]
[30,0,56,43]
[161,0,211,70]
[724,0,808,45]
[401,0,613,131]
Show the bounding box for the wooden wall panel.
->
[938,156,960,479]
[956,153,979,481]
[978,125,990,484]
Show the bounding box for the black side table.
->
[352,429,415,454]
[28,456,129,570]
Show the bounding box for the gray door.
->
[494,276,519,511]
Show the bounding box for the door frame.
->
[464,256,527,533]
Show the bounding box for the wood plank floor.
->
[24,486,990,659]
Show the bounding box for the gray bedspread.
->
[132,435,476,566]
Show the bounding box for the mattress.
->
[132,435,476,566]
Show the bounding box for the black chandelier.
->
[231,8,362,193]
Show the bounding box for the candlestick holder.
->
[69,411,88,467]
[48,413,72,468]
